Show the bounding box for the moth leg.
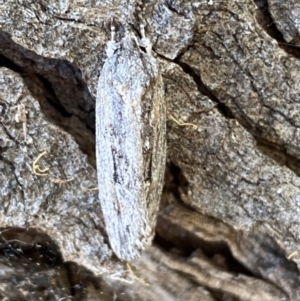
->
[106,21,118,57]
[139,24,152,54]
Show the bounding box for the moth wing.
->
[96,42,151,260]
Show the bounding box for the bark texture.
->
[0,0,300,300]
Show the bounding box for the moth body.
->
[96,27,166,260]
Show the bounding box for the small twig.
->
[88,187,99,191]
[169,114,198,130]
[32,151,49,176]
[287,251,298,260]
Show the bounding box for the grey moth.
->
[96,25,166,260]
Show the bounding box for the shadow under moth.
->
[96,25,166,261]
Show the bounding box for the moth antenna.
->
[106,19,118,57]
[139,24,152,53]
[140,24,146,39]
[111,19,115,41]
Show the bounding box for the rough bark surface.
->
[0,0,300,300]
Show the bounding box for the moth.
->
[96,25,166,261]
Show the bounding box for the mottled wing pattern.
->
[96,35,166,260]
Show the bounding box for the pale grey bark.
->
[0,0,300,300]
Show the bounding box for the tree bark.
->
[0,0,299,300]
